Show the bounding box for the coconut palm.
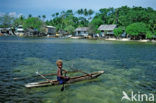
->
[28,14,32,18]
[42,15,46,21]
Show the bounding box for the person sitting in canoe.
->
[56,60,70,84]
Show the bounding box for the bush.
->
[113,28,123,38]
[126,22,148,37]
[146,31,153,39]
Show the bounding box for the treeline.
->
[0,6,156,38]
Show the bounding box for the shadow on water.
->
[0,37,156,103]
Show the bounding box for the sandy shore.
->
[102,38,156,43]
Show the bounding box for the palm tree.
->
[51,13,56,19]
[28,14,32,18]
[56,12,59,17]
[77,9,84,17]
[19,15,24,22]
[88,9,94,20]
[88,9,94,16]
[42,15,46,21]
[38,15,41,19]
[84,8,88,16]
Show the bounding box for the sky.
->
[0,0,156,19]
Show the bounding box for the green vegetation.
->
[0,14,14,28]
[113,28,123,38]
[126,22,148,39]
[146,31,153,39]
[13,15,25,27]
[0,6,156,39]
[23,17,44,31]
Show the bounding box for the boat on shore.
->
[25,70,104,88]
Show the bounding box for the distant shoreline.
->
[1,35,156,43]
[69,37,156,43]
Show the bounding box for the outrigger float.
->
[25,71,104,88]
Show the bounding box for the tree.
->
[113,28,123,38]
[51,13,56,18]
[78,17,89,27]
[19,15,24,21]
[126,22,148,39]
[42,15,46,21]
[28,14,32,18]
[90,17,103,29]
[44,6,156,36]
[88,9,94,16]
[88,24,96,36]
[38,15,41,19]
[12,15,25,28]
[83,9,88,16]
[0,14,14,28]
[146,31,153,39]
[77,9,84,16]
[64,25,75,34]
[87,9,94,21]
[23,17,44,31]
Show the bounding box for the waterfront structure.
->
[0,28,10,34]
[58,30,68,36]
[98,24,117,37]
[75,27,89,37]
[45,26,56,35]
[24,28,42,36]
[15,25,24,36]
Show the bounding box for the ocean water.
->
[0,36,155,103]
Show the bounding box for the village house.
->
[0,28,10,34]
[75,27,89,37]
[0,28,13,36]
[15,25,24,36]
[58,30,68,36]
[98,24,117,38]
[45,26,56,35]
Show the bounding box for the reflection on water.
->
[0,36,156,103]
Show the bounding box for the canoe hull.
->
[25,71,104,88]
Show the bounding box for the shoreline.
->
[104,38,156,43]
[1,35,156,43]
[87,38,156,43]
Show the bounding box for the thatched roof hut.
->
[98,24,117,31]
[98,24,117,37]
[75,27,89,37]
[45,26,56,35]
[75,27,89,32]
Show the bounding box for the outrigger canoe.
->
[25,70,104,88]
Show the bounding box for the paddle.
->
[13,70,79,80]
[13,73,56,80]
[60,72,67,91]
[69,66,92,77]
[78,70,92,77]
[36,71,53,84]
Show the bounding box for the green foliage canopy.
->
[126,22,148,36]
[0,14,14,28]
[23,17,44,31]
[146,31,153,39]
[113,28,123,38]
[64,25,75,34]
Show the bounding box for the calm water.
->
[0,36,156,103]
